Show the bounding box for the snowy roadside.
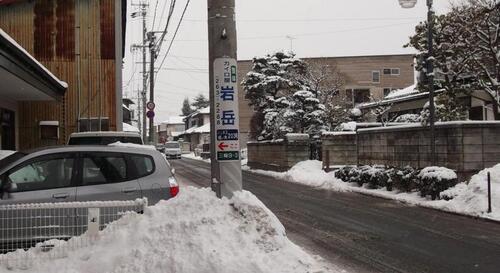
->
[1,187,333,273]
[243,161,500,222]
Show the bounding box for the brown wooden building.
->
[0,0,125,150]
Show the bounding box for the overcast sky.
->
[122,0,457,125]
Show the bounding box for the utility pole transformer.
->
[207,0,242,198]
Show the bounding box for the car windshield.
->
[164,143,180,149]
[0,152,26,170]
[68,136,143,145]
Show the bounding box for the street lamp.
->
[399,0,436,165]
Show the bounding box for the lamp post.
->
[399,0,436,165]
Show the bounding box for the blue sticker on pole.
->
[217,129,239,141]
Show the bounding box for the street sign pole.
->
[207,0,242,198]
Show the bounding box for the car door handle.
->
[122,187,137,193]
[52,193,70,199]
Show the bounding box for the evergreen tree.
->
[242,51,327,140]
[181,98,194,116]
[406,0,499,119]
[191,94,210,110]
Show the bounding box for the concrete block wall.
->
[321,132,358,167]
[354,122,500,180]
[247,138,310,172]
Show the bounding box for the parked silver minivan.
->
[0,146,178,251]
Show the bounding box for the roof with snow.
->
[0,29,67,101]
[161,116,185,125]
[182,123,210,135]
[384,84,419,99]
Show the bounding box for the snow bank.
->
[438,164,500,220]
[1,187,325,273]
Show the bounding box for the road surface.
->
[172,158,500,273]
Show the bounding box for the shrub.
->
[393,166,418,192]
[334,166,352,182]
[417,167,458,200]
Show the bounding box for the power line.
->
[150,0,160,30]
[155,0,190,82]
[174,21,418,42]
[182,17,422,23]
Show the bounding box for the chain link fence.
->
[0,199,147,269]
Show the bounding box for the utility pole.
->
[131,2,148,141]
[148,32,156,144]
[426,0,436,166]
[208,0,242,198]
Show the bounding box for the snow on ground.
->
[245,161,500,222]
[1,187,331,273]
[182,152,210,163]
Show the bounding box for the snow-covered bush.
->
[392,166,418,192]
[417,167,458,200]
[336,165,458,197]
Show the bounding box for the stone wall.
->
[247,136,310,172]
[351,122,500,180]
[322,132,357,167]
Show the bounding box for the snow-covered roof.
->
[182,123,210,135]
[161,116,185,125]
[358,89,445,109]
[0,29,68,89]
[385,84,418,99]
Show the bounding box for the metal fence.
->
[0,199,147,268]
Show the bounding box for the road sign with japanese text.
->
[213,58,240,161]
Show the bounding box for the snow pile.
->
[439,164,500,219]
[247,161,350,192]
[1,187,325,273]
[418,167,457,181]
[108,141,156,150]
[335,121,357,131]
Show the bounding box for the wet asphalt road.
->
[172,158,500,273]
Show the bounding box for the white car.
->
[164,142,182,159]
[67,131,143,145]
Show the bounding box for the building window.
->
[40,121,59,140]
[383,68,400,76]
[353,89,371,104]
[372,71,380,83]
[78,118,110,132]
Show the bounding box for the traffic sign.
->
[213,58,240,162]
[146,101,155,110]
[146,110,155,119]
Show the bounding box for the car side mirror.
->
[0,178,15,199]
[171,168,176,175]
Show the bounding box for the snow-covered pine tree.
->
[242,51,327,140]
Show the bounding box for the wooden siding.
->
[0,0,118,150]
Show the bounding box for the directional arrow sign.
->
[218,142,228,151]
